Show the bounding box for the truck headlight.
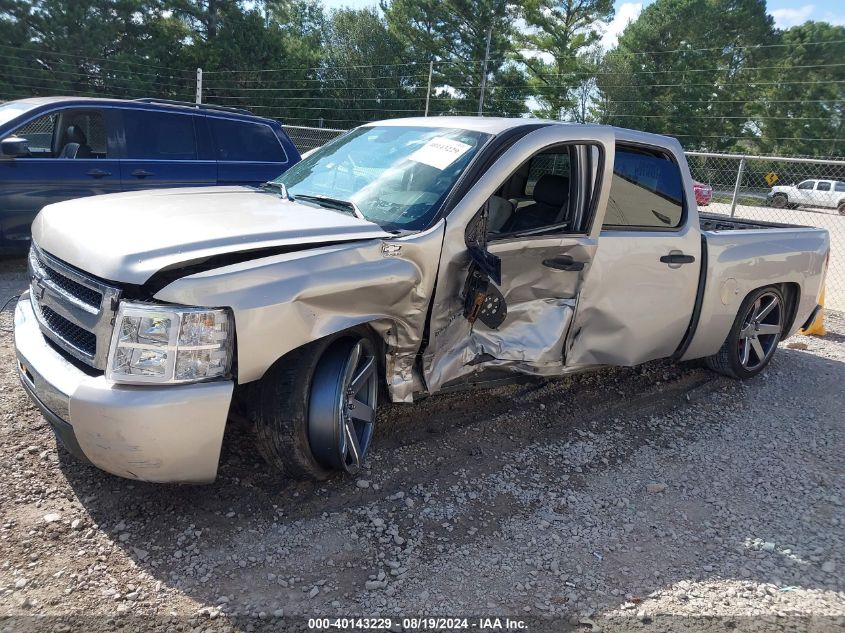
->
[106,302,233,385]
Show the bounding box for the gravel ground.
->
[0,256,843,632]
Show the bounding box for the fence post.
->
[424,60,433,117]
[478,26,492,116]
[730,157,746,217]
[195,68,202,105]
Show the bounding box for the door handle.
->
[660,253,696,265]
[86,168,111,178]
[542,256,585,271]
[131,169,154,178]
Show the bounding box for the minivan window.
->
[11,109,108,158]
[62,111,107,156]
[603,147,684,229]
[210,118,284,162]
[123,110,197,160]
[12,113,56,156]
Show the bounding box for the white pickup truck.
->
[14,118,829,484]
[767,179,845,214]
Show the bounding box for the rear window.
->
[123,110,197,160]
[836,182,845,192]
[603,147,684,229]
[817,181,831,191]
[209,118,285,162]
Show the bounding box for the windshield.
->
[273,125,490,231]
[0,101,38,128]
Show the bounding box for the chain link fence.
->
[282,125,346,154]
[687,152,845,311]
[281,125,844,312]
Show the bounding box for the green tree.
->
[317,6,418,126]
[519,0,614,120]
[169,1,323,124]
[750,21,845,157]
[596,0,776,151]
[0,0,194,101]
[383,0,528,117]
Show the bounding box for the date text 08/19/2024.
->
[307,617,528,630]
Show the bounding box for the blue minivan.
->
[0,97,301,254]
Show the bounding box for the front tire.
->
[705,287,785,379]
[252,333,379,480]
[770,194,788,209]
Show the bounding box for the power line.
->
[0,61,195,88]
[200,38,845,76]
[0,43,194,75]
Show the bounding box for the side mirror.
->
[1,136,29,157]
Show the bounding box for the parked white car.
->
[767,179,845,214]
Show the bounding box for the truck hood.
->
[32,186,392,285]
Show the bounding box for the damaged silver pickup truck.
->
[14,117,829,484]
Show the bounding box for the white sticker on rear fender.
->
[408,138,472,170]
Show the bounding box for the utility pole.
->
[478,26,492,117]
[195,68,202,104]
[425,60,433,117]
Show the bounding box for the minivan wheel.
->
[705,287,785,379]
[252,332,379,480]
[770,194,787,208]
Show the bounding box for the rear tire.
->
[705,287,785,379]
[251,331,380,480]
[838,201,845,215]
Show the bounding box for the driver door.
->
[422,126,615,392]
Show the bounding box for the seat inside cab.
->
[486,147,578,237]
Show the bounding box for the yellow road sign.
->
[764,172,779,186]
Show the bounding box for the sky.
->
[321,0,845,50]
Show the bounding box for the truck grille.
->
[28,244,121,370]
[37,305,97,357]
[44,266,103,309]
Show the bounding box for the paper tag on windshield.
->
[408,138,472,170]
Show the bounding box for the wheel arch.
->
[778,281,802,334]
[241,318,393,390]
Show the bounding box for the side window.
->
[486,144,600,237]
[816,181,831,191]
[835,182,845,193]
[603,147,684,229]
[525,153,570,196]
[797,181,814,190]
[209,118,285,162]
[123,110,197,160]
[12,113,57,156]
[58,110,107,156]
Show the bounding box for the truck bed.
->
[699,212,805,232]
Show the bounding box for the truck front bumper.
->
[14,293,234,484]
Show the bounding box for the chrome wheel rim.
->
[308,339,378,474]
[737,292,782,371]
